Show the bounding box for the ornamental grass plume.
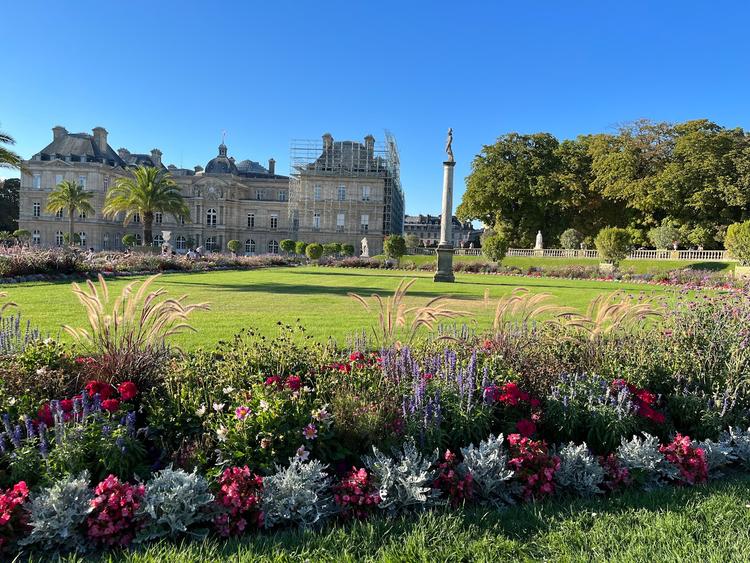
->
[63,274,210,385]
[348,278,466,348]
[558,291,663,339]
[491,287,568,334]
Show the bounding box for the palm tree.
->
[46,180,95,245]
[0,131,22,170]
[103,166,189,246]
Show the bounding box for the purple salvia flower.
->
[24,415,35,439]
[0,433,7,454]
[1,413,11,435]
[92,392,102,414]
[81,390,90,418]
[11,425,22,448]
[38,423,49,457]
[102,424,111,436]
[126,412,136,437]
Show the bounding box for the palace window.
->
[270,214,278,230]
[133,213,141,224]
[176,236,186,251]
[313,212,320,231]
[155,212,163,224]
[103,233,110,249]
[336,213,345,232]
[278,190,287,202]
[206,208,217,227]
[78,210,87,219]
[55,174,63,187]
[247,213,255,228]
[268,240,279,254]
[245,239,256,254]
[153,234,164,247]
[205,236,217,251]
[78,175,87,189]
[55,209,64,219]
[361,186,370,201]
[32,174,41,190]
[104,176,110,190]
[135,234,142,246]
[78,231,86,247]
[314,185,322,201]
[55,231,64,246]
[32,230,40,246]
[338,185,346,201]
[33,202,40,217]
[256,189,264,201]
[360,214,369,233]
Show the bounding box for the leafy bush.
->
[122,234,136,248]
[294,241,308,255]
[595,227,631,265]
[383,235,407,261]
[280,239,296,254]
[554,441,604,497]
[341,243,355,256]
[648,223,680,249]
[482,232,509,262]
[322,242,342,256]
[616,433,679,489]
[226,240,240,254]
[458,434,516,506]
[559,228,583,250]
[725,221,750,265]
[136,468,214,542]
[261,458,335,529]
[364,438,440,514]
[20,472,93,553]
[305,243,323,260]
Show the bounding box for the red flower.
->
[101,399,120,413]
[117,381,138,401]
[516,418,537,437]
[286,376,302,391]
[264,375,281,387]
[60,399,74,413]
[85,380,115,400]
[349,351,365,362]
[37,403,53,426]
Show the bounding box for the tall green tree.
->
[0,178,19,231]
[45,180,95,244]
[103,166,189,246]
[0,131,21,170]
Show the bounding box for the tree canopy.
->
[457,119,750,248]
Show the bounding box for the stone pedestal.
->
[434,160,456,283]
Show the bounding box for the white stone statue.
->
[534,230,543,250]
[360,237,369,257]
[445,128,454,162]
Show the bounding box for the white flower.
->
[294,446,310,462]
[222,386,235,395]
[312,407,330,422]
[259,400,270,412]
[195,404,206,417]
[36,367,47,376]
[216,425,228,442]
[43,337,54,345]
[212,402,225,412]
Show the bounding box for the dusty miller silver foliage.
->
[616,432,679,489]
[364,438,441,513]
[458,434,517,506]
[261,458,335,529]
[20,471,93,553]
[554,441,605,497]
[135,467,215,542]
[725,426,750,469]
[693,436,735,476]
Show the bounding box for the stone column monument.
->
[434,128,456,282]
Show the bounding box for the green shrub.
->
[341,243,355,256]
[559,228,583,250]
[383,235,407,261]
[725,221,750,265]
[595,227,631,265]
[122,234,136,248]
[295,241,308,255]
[305,243,323,260]
[648,223,680,250]
[280,239,296,254]
[322,242,342,256]
[227,240,240,254]
[482,232,508,263]
[405,234,420,249]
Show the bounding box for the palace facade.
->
[18,127,405,255]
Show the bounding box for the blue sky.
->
[2,1,748,215]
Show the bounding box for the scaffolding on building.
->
[288,132,405,239]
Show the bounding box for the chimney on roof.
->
[150,149,162,167]
[92,127,108,152]
[322,132,333,151]
[268,158,276,175]
[52,125,68,141]
[117,148,130,161]
[364,134,374,157]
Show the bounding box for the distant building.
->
[404,214,475,247]
[18,127,404,255]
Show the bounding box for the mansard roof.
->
[34,133,124,166]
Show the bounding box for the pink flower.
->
[302,423,318,440]
[235,405,251,420]
[516,418,537,437]
[286,376,302,391]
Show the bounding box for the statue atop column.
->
[445,128,454,163]
[534,230,544,250]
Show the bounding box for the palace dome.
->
[205,143,238,175]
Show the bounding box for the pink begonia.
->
[213,466,264,536]
[334,467,381,519]
[86,475,145,547]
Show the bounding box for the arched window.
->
[176,236,186,251]
[32,230,41,246]
[206,208,217,227]
[268,240,279,254]
[205,236,217,251]
[78,232,86,247]
[245,239,256,254]
[55,231,64,246]
[153,234,164,247]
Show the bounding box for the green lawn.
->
[52,474,750,562]
[5,266,690,349]
[395,254,735,274]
